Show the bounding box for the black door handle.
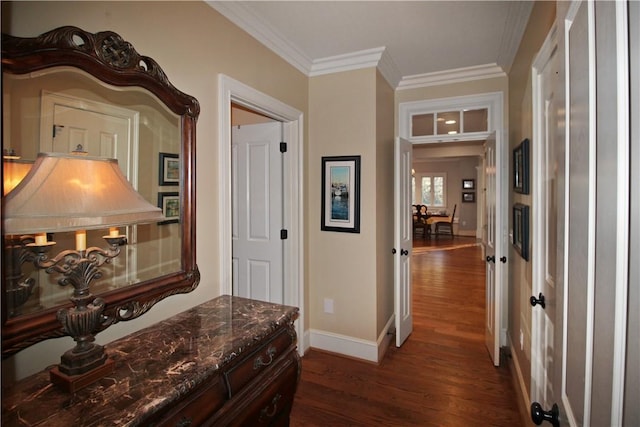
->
[531,402,559,427]
[530,293,546,309]
[500,256,507,263]
[392,248,397,254]
[486,255,495,263]
[401,249,409,256]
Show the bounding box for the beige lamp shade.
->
[3,152,165,235]
[3,158,33,195]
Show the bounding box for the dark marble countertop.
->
[1,295,299,426]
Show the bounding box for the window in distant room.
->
[416,173,446,208]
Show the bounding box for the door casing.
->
[218,74,305,354]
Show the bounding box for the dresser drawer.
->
[223,327,295,398]
[209,350,300,427]
[154,376,226,427]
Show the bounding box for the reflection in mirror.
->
[3,69,181,317]
[2,26,199,357]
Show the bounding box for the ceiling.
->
[208,1,534,88]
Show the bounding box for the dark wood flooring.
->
[289,237,523,426]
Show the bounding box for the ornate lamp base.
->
[50,356,115,393]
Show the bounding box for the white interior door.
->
[232,122,284,304]
[531,25,559,411]
[394,137,412,347]
[484,132,500,365]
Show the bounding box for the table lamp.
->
[3,152,165,392]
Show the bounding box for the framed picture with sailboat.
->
[321,155,361,233]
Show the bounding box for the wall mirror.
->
[1,26,200,356]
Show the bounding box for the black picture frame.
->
[513,203,530,260]
[462,192,476,203]
[462,179,475,190]
[321,155,361,233]
[158,192,179,224]
[513,138,530,194]
[159,152,179,186]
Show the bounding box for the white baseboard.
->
[508,337,530,413]
[309,315,394,363]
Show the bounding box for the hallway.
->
[290,238,523,426]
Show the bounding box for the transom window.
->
[411,108,488,137]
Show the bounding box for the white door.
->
[232,122,284,304]
[531,25,559,412]
[394,137,412,347]
[484,131,500,365]
[544,2,633,425]
[40,92,137,179]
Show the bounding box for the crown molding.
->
[309,47,401,88]
[397,63,506,90]
[208,2,508,90]
[207,1,313,75]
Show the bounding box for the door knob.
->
[392,248,397,254]
[401,249,409,256]
[486,255,495,263]
[531,402,559,427]
[500,256,507,263]
[530,293,546,309]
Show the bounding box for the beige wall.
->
[2,0,308,381]
[308,68,378,341]
[375,70,395,340]
[507,0,556,402]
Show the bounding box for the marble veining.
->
[1,295,299,426]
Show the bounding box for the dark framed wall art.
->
[321,155,361,233]
[513,203,530,261]
[159,152,180,186]
[462,179,475,190]
[158,192,180,224]
[462,192,476,203]
[513,138,530,194]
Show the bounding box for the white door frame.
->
[398,92,508,349]
[218,75,305,354]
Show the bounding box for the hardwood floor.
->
[290,237,523,426]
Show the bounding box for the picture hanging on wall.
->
[513,203,530,260]
[462,192,476,203]
[159,152,179,186]
[513,138,530,194]
[321,155,361,233]
[158,192,179,224]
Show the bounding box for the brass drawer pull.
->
[253,346,277,370]
[259,393,282,421]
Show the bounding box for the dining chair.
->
[435,204,456,238]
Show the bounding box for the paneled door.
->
[531,24,559,413]
[483,131,500,366]
[232,122,284,304]
[394,137,413,347]
[540,1,633,425]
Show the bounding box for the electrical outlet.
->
[324,298,334,314]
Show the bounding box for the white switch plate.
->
[324,298,334,314]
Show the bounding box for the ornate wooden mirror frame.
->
[1,26,200,356]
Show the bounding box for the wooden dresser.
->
[1,295,300,426]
